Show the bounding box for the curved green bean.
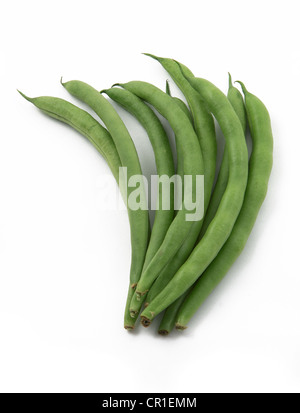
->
[61,79,150,329]
[101,86,175,268]
[198,73,247,239]
[145,55,217,205]
[117,81,203,302]
[18,91,147,328]
[228,73,247,133]
[127,55,214,314]
[145,80,200,306]
[18,92,121,181]
[155,82,193,335]
[129,80,193,318]
[141,56,217,315]
[156,73,248,333]
[101,86,176,324]
[164,80,189,201]
[122,80,192,318]
[141,77,248,326]
[176,82,273,329]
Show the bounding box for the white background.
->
[1,0,299,393]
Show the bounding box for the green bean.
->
[154,82,193,335]
[61,79,150,329]
[164,80,189,202]
[141,56,216,316]
[228,73,247,133]
[156,73,248,333]
[198,73,247,239]
[145,81,200,307]
[101,86,175,267]
[101,86,175,324]
[18,91,143,328]
[126,55,214,313]
[140,77,248,326]
[176,82,273,329]
[145,55,217,204]
[116,81,203,302]
[18,92,121,181]
[126,79,193,317]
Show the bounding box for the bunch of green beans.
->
[19,54,273,335]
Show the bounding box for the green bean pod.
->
[128,80,193,318]
[18,92,146,328]
[145,81,199,306]
[145,55,217,210]
[164,78,191,201]
[141,56,216,314]
[18,92,121,181]
[101,86,176,324]
[164,80,190,198]
[141,77,248,326]
[198,73,247,239]
[156,73,248,333]
[117,81,203,302]
[153,82,193,335]
[127,55,214,310]
[101,86,175,269]
[116,82,203,306]
[61,80,150,329]
[176,82,273,329]
[228,73,247,133]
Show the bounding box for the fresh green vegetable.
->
[117,81,204,303]
[61,79,150,329]
[140,76,248,326]
[176,81,273,329]
[18,57,273,334]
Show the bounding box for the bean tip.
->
[142,52,160,61]
[111,83,122,88]
[141,316,151,328]
[175,323,187,331]
[165,79,171,96]
[235,80,247,94]
[158,329,169,336]
[124,325,135,331]
[17,90,33,102]
[228,72,233,88]
[142,52,155,57]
